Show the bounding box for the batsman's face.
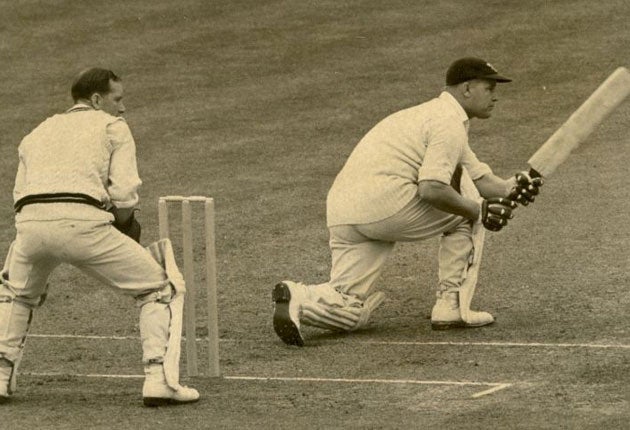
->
[465,79,497,119]
[94,80,126,117]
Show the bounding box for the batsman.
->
[273,57,543,346]
[0,68,199,406]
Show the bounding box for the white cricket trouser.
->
[0,214,173,367]
[328,197,473,300]
[328,167,483,301]
[297,170,483,332]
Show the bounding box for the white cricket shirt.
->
[326,91,491,226]
[13,104,142,222]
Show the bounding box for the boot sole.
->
[431,320,494,330]
[272,283,304,347]
[143,396,200,407]
[0,395,10,404]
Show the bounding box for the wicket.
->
[158,195,220,377]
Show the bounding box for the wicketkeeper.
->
[273,57,543,346]
[0,68,198,406]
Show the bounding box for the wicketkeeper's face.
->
[99,80,126,117]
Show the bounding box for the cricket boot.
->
[272,281,309,347]
[0,358,11,404]
[430,291,494,330]
[142,364,199,407]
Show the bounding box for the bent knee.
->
[0,290,43,310]
[135,283,179,307]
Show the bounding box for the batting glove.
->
[480,197,517,232]
[508,171,543,206]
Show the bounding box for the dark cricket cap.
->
[446,57,512,85]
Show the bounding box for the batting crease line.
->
[360,340,630,349]
[21,372,512,398]
[28,334,630,350]
[223,376,513,399]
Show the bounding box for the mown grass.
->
[0,0,629,428]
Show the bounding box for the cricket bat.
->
[528,67,630,178]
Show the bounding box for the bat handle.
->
[528,168,542,178]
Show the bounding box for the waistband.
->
[14,193,105,213]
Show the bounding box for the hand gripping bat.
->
[527,67,630,178]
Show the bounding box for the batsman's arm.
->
[418,180,516,231]
[418,180,480,220]
[473,173,514,199]
[473,172,543,206]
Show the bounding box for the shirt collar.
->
[66,103,94,113]
[439,91,469,128]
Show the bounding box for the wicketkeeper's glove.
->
[508,171,544,206]
[112,210,142,242]
[480,197,517,232]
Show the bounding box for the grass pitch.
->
[1,1,629,428]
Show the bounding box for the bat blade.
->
[528,67,630,178]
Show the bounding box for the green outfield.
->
[1,1,629,428]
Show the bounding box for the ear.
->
[90,93,102,109]
[461,81,471,97]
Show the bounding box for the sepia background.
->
[1,0,629,428]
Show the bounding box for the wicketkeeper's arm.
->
[109,206,141,242]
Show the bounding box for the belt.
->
[14,193,105,213]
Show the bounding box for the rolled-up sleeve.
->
[461,144,492,180]
[12,147,27,203]
[107,119,142,208]
[417,116,465,185]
